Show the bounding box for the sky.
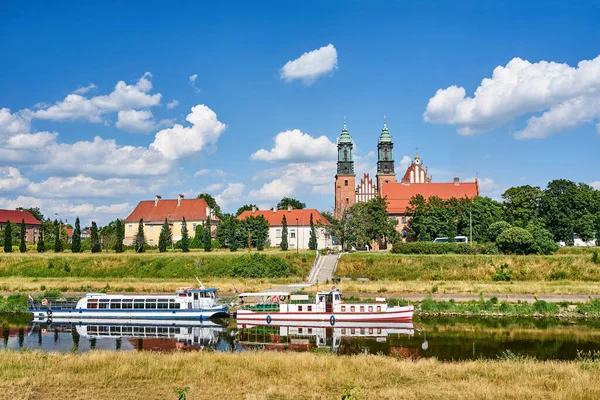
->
[1,0,600,226]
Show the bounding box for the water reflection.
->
[1,316,600,360]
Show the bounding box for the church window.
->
[344,179,348,187]
[346,197,349,204]
[275,229,281,238]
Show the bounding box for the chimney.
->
[272,207,277,213]
[177,193,184,206]
[251,205,257,214]
[154,195,162,206]
[287,205,292,212]
[453,177,460,186]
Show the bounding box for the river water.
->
[2,316,600,360]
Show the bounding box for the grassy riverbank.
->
[0,351,599,399]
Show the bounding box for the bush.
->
[526,222,558,255]
[487,221,512,242]
[491,263,511,281]
[592,251,600,265]
[391,242,496,255]
[496,227,534,255]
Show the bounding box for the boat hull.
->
[236,306,413,324]
[28,306,229,321]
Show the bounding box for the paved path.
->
[370,293,600,304]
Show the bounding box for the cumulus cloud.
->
[249,179,295,201]
[280,44,338,84]
[398,155,411,172]
[311,184,333,195]
[166,100,179,109]
[254,161,334,186]
[0,167,29,192]
[189,74,198,85]
[0,108,31,136]
[214,183,245,209]
[150,104,226,160]
[115,109,156,133]
[6,132,59,149]
[251,129,336,162]
[72,83,97,95]
[201,183,224,193]
[27,175,146,198]
[33,72,161,123]
[590,181,600,190]
[194,169,228,177]
[424,55,600,138]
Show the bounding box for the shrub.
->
[391,242,496,255]
[487,221,512,242]
[592,251,600,265]
[496,227,534,255]
[526,222,558,255]
[491,263,511,281]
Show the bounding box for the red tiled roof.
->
[0,209,41,225]
[66,228,73,237]
[237,209,331,226]
[124,198,220,223]
[381,181,480,214]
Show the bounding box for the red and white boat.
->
[236,288,413,326]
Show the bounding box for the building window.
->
[290,230,296,239]
[192,223,197,231]
[344,179,348,186]
[275,229,281,238]
[128,224,132,233]
[149,239,154,246]
[401,216,407,224]
[346,197,349,204]
[402,230,407,238]
[149,226,154,232]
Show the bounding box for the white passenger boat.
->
[236,288,413,325]
[28,285,228,321]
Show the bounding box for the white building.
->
[237,207,332,250]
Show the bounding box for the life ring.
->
[279,295,286,302]
[266,315,272,324]
[271,296,279,304]
[41,299,48,306]
[329,315,335,326]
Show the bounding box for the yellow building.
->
[124,195,219,246]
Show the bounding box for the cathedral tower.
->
[376,117,397,192]
[334,119,356,219]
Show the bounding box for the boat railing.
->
[29,297,79,311]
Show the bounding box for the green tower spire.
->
[378,115,393,144]
[337,117,354,175]
[377,116,395,175]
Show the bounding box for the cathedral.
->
[334,119,480,237]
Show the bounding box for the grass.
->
[336,252,600,281]
[0,351,599,399]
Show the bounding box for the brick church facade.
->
[334,119,480,238]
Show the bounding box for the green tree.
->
[487,221,512,242]
[181,217,190,252]
[3,220,13,252]
[236,204,258,217]
[526,221,559,255]
[308,213,318,250]
[191,223,207,249]
[239,215,269,250]
[90,222,101,253]
[134,219,146,253]
[72,217,82,253]
[325,209,357,251]
[502,185,543,228]
[277,197,306,210]
[575,212,596,242]
[280,214,289,251]
[54,220,63,253]
[19,219,26,253]
[37,228,45,252]
[158,218,171,252]
[197,193,222,218]
[215,215,242,251]
[349,197,398,247]
[469,196,504,242]
[204,217,212,252]
[496,227,534,255]
[115,219,124,253]
[540,180,577,242]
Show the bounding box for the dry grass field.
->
[0,350,598,400]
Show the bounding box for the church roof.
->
[124,198,219,223]
[338,120,353,144]
[378,119,393,144]
[381,181,480,214]
[237,209,331,227]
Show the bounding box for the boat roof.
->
[175,287,218,293]
[238,291,290,297]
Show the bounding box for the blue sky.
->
[1,0,599,225]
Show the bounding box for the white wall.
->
[269,226,330,249]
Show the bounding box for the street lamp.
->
[295,218,299,254]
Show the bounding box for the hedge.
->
[390,242,498,255]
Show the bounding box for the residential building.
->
[334,119,480,238]
[237,206,332,250]
[0,209,42,244]
[124,194,219,246]
[66,228,91,243]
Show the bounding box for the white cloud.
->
[150,104,226,160]
[590,181,600,190]
[33,72,161,123]
[115,109,156,133]
[254,161,334,186]
[27,175,145,198]
[166,99,179,109]
[194,169,228,177]
[0,167,29,192]
[424,55,600,138]
[251,129,336,162]
[214,183,245,209]
[201,183,224,193]
[6,131,59,149]
[311,184,333,195]
[94,202,132,215]
[464,177,505,200]
[189,74,198,85]
[249,179,295,201]
[73,83,97,95]
[398,155,411,172]
[280,44,338,84]
[0,108,31,136]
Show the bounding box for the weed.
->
[491,263,511,282]
[549,270,568,281]
[592,251,600,265]
[39,285,46,291]
[377,287,388,293]
[341,383,360,400]
[576,350,600,370]
[497,350,533,361]
[174,386,190,400]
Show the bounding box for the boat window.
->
[134,302,144,309]
[194,293,198,301]
[122,299,133,303]
[110,302,121,309]
[99,299,109,303]
[110,326,120,334]
[334,295,341,302]
[88,302,98,309]
[99,302,108,309]
[298,305,303,312]
[368,306,373,312]
[134,299,144,303]
[351,306,355,312]
[377,306,381,312]
[122,302,133,309]
[123,327,132,334]
[307,305,312,312]
[341,306,346,312]
[360,306,365,313]
[169,303,180,309]
[157,302,169,309]
[145,301,156,309]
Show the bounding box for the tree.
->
[134,219,146,253]
[72,217,82,253]
[496,227,534,255]
[308,213,318,250]
[204,217,212,252]
[236,204,258,217]
[280,215,289,251]
[502,185,543,228]
[37,228,45,253]
[350,197,399,247]
[575,212,596,243]
[18,219,26,253]
[215,215,242,252]
[470,196,504,242]
[277,197,306,210]
[526,222,558,255]
[181,217,190,252]
[238,215,269,250]
[3,220,12,252]
[487,221,512,242]
[114,219,124,253]
[90,222,101,253]
[197,193,222,218]
[191,223,208,249]
[158,218,171,252]
[54,220,63,253]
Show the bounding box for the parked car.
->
[433,236,469,244]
